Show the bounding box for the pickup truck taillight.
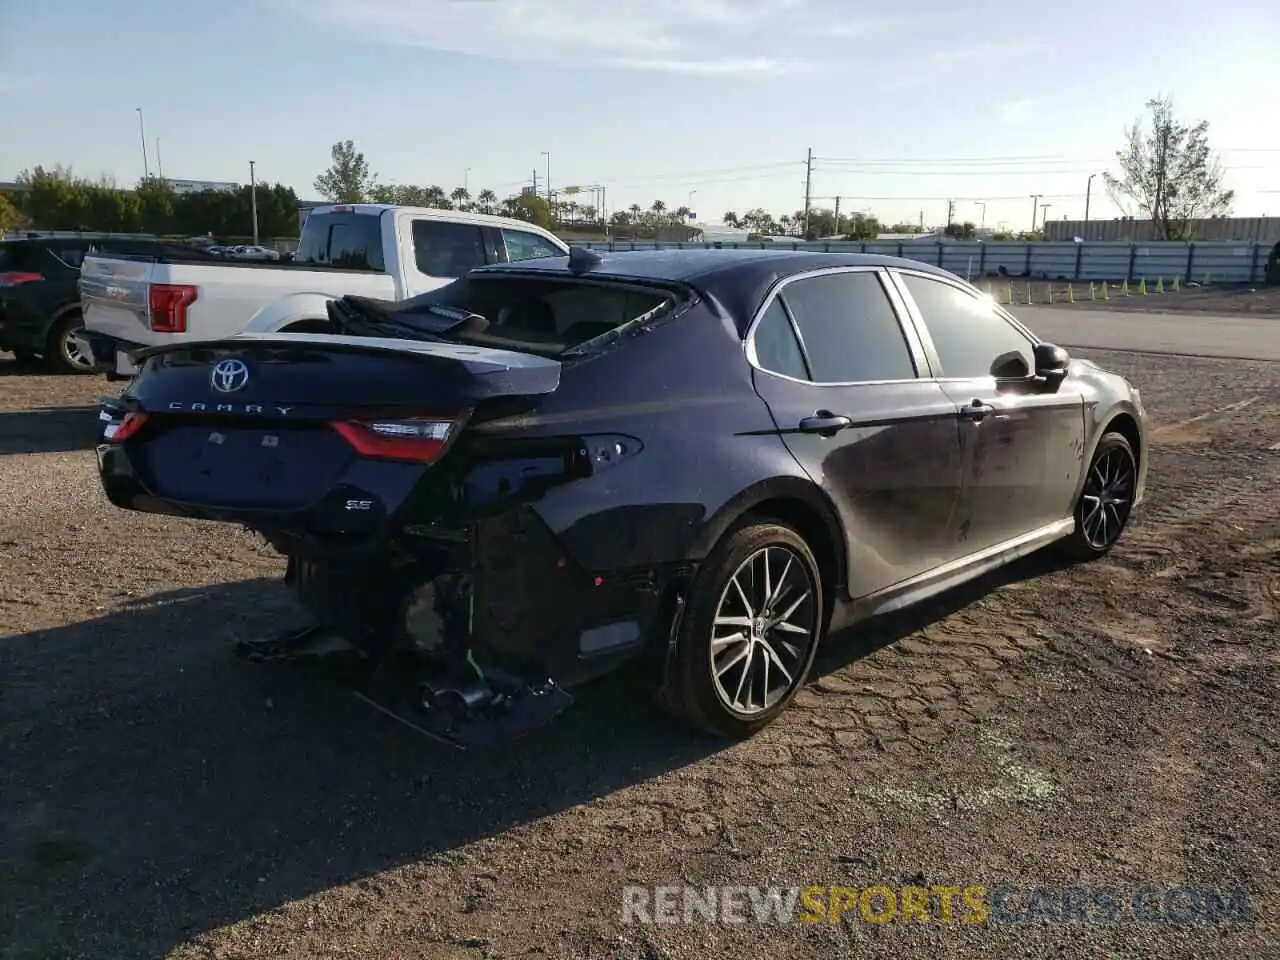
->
[149,283,198,333]
[0,272,43,287]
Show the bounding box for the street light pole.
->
[540,152,551,207]
[975,201,986,230]
[249,160,259,246]
[688,189,696,218]
[136,108,150,180]
[1030,194,1043,232]
[1084,173,1096,228]
[1040,203,1053,231]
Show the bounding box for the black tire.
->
[662,521,825,739]
[44,312,95,375]
[1058,431,1137,561]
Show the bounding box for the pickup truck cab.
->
[77,204,569,377]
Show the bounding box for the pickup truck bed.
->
[77,204,570,377]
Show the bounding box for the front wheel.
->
[45,312,96,375]
[1058,431,1137,560]
[663,521,825,739]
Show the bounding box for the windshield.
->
[350,274,686,355]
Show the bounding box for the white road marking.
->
[1153,396,1262,435]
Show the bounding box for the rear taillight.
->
[107,411,150,443]
[331,418,458,463]
[0,272,43,287]
[148,283,198,333]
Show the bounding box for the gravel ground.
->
[0,347,1277,960]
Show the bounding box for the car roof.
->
[309,203,568,243]
[472,248,964,330]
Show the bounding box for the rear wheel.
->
[663,521,824,739]
[1058,431,1137,560]
[45,312,95,375]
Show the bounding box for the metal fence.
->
[568,238,1276,284]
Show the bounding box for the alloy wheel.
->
[709,545,818,716]
[1079,445,1135,550]
[60,325,93,370]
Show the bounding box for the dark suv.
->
[0,236,215,373]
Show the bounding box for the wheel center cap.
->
[752,617,767,635]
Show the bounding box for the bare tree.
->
[1104,96,1233,240]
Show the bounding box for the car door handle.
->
[959,400,995,422]
[798,412,853,435]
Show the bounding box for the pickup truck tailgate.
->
[79,255,153,343]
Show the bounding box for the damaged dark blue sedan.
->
[97,247,1148,745]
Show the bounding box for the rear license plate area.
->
[136,422,351,509]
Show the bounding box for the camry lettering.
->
[168,401,292,415]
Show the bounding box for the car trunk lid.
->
[108,332,560,511]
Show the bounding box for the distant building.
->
[1045,216,1280,243]
[164,179,240,196]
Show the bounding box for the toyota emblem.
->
[210,358,250,393]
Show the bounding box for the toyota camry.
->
[97,248,1148,744]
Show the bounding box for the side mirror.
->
[1034,342,1070,382]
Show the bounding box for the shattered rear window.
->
[369,275,687,354]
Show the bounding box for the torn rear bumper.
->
[270,504,693,691]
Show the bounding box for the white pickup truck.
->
[76,204,569,378]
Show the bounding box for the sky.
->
[1,0,1277,233]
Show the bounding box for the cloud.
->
[999,99,1036,123]
[282,0,888,75]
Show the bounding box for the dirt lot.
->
[1,347,1278,960]
[974,280,1280,315]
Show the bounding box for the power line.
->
[812,164,1269,176]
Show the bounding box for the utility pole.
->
[832,195,840,233]
[1030,194,1043,232]
[155,138,164,182]
[531,168,538,197]
[136,108,149,180]
[946,199,956,227]
[919,209,924,232]
[249,160,259,245]
[802,147,813,239]
[975,201,986,230]
[541,151,551,207]
[1084,173,1096,227]
[1040,203,1053,232]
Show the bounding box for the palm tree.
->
[477,188,498,215]
[722,211,740,228]
[650,200,666,216]
[423,185,447,209]
[500,196,520,217]
[580,205,596,223]
[628,203,642,223]
[450,186,470,210]
[673,205,691,221]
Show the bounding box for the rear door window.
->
[752,298,809,380]
[503,230,563,263]
[294,212,386,271]
[777,271,916,383]
[412,220,489,277]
